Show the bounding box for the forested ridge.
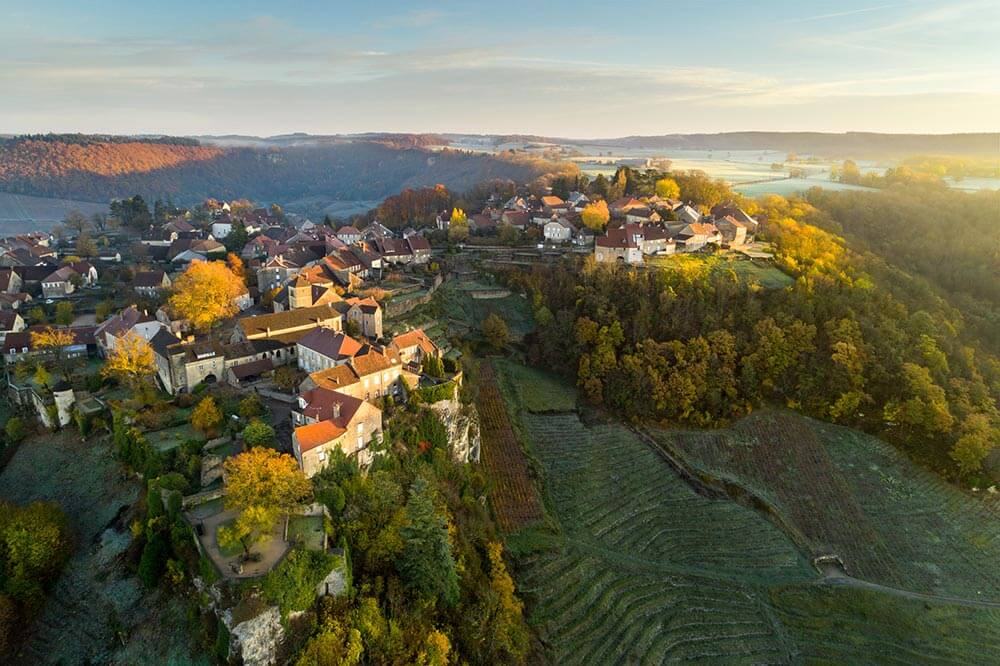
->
[502,184,1000,483]
[0,137,572,207]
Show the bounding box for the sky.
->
[2,0,999,137]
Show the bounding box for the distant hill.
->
[441,131,1000,158]
[0,135,572,214]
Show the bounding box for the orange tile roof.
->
[294,420,346,452]
[392,328,437,355]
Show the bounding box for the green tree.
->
[482,313,509,352]
[243,419,276,448]
[52,302,73,327]
[4,417,26,443]
[396,478,459,606]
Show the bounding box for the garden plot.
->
[656,411,1000,599]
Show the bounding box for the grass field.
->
[493,358,577,413]
[647,254,794,289]
[493,362,1000,663]
[653,411,1000,599]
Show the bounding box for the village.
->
[0,186,767,658]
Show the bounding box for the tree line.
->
[500,188,1000,483]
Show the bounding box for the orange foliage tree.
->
[168,260,245,331]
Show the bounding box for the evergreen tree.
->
[396,478,459,606]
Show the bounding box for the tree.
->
[168,260,245,331]
[580,201,610,231]
[396,478,459,606]
[33,364,52,390]
[654,177,680,199]
[102,332,156,391]
[0,501,71,605]
[274,366,300,393]
[63,210,90,236]
[448,208,469,243]
[54,301,74,326]
[480,541,530,660]
[421,354,445,378]
[950,414,997,475]
[482,313,509,351]
[75,232,97,258]
[30,328,76,378]
[220,448,311,556]
[243,419,276,448]
[238,393,266,419]
[27,306,46,324]
[4,417,26,443]
[192,396,223,437]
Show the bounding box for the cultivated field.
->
[495,362,1000,663]
[493,358,577,413]
[476,362,544,532]
[654,411,1000,599]
[0,191,106,229]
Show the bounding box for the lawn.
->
[647,253,794,289]
[287,515,326,552]
[145,422,202,453]
[493,358,576,414]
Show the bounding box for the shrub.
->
[261,548,337,617]
[4,417,26,444]
[138,530,169,588]
[242,419,276,448]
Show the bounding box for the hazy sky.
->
[3,0,999,137]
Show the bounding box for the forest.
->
[500,181,1000,483]
[0,137,574,209]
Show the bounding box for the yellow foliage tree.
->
[102,331,156,389]
[30,327,75,352]
[580,201,610,231]
[448,208,469,242]
[220,448,312,556]
[655,177,680,199]
[168,260,245,331]
[191,396,223,437]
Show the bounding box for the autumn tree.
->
[192,396,223,437]
[448,208,469,242]
[580,200,610,231]
[220,448,311,556]
[75,232,97,258]
[30,327,76,379]
[102,332,156,391]
[482,313,510,351]
[654,177,680,199]
[168,260,245,331]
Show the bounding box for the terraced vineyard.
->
[770,584,1000,663]
[477,362,544,531]
[496,362,1000,664]
[512,407,813,663]
[655,411,1000,599]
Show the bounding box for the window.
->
[318,450,327,462]
[356,423,363,433]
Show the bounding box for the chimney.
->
[332,402,341,419]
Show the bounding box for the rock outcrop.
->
[430,399,481,463]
